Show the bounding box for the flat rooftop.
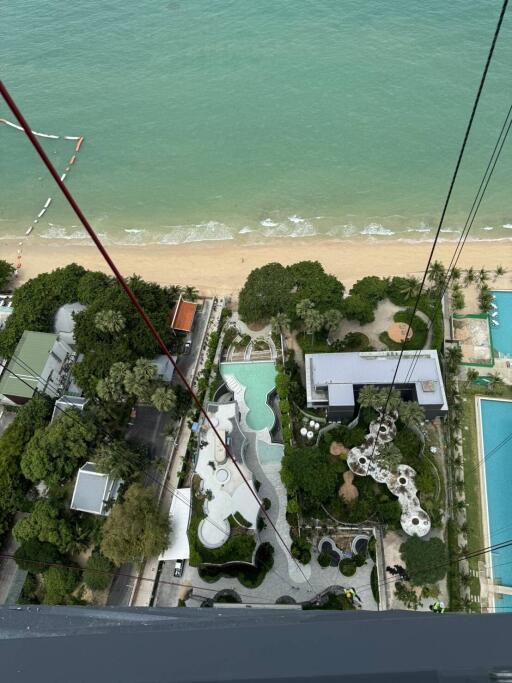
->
[0,331,58,399]
[306,350,447,408]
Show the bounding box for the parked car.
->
[183,340,192,355]
[174,559,185,577]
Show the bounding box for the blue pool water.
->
[220,361,276,431]
[256,440,284,466]
[480,399,512,610]
[491,291,512,357]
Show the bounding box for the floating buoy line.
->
[0,117,84,238]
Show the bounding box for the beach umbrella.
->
[309,420,315,428]
[300,427,307,436]
[307,430,314,439]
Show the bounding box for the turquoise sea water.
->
[220,361,275,431]
[480,399,512,610]
[2,1,512,245]
[492,291,512,357]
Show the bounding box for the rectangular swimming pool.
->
[479,398,512,610]
[492,291,512,357]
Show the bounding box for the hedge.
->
[198,542,274,588]
[339,558,357,577]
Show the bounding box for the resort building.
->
[53,302,86,346]
[51,395,88,422]
[169,294,197,334]
[152,354,176,383]
[70,462,121,516]
[159,488,191,562]
[194,400,260,549]
[0,331,75,406]
[305,350,448,421]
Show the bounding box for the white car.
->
[174,559,185,577]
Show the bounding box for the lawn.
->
[379,309,428,351]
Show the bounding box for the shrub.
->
[318,551,332,568]
[263,498,271,511]
[368,536,376,562]
[198,542,274,588]
[84,551,114,591]
[371,565,379,604]
[400,536,448,586]
[339,558,357,577]
[14,539,63,573]
[42,566,81,605]
[291,537,311,565]
[354,553,366,567]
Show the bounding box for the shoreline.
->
[4,237,512,296]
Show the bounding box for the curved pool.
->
[220,361,276,431]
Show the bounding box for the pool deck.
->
[474,396,512,612]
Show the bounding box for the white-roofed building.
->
[70,462,121,516]
[152,354,176,383]
[53,302,86,346]
[305,350,447,421]
[159,488,191,561]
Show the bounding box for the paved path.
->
[415,310,433,349]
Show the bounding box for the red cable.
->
[0,81,312,589]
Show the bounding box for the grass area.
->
[379,309,428,351]
[198,542,274,588]
[297,331,330,354]
[188,477,256,566]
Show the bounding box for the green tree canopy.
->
[42,565,81,605]
[281,446,343,507]
[0,259,15,291]
[13,498,78,554]
[21,410,97,486]
[343,294,375,324]
[349,276,388,306]
[100,483,170,566]
[95,309,126,334]
[83,551,114,591]
[94,439,149,480]
[400,536,448,586]
[0,395,52,534]
[14,538,63,573]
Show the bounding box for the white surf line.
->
[1,118,84,238]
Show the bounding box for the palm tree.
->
[358,385,382,410]
[303,308,324,340]
[323,309,342,333]
[296,299,314,319]
[124,359,157,401]
[398,400,426,428]
[399,277,420,301]
[270,312,290,336]
[151,386,177,413]
[476,267,489,286]
[451,285,465,311]
[133,358,157,383]
[478,286,493,313]
[488,372,504,393]
[495,264,506,279]
[95,309,126,334]
[96,361,130,403]
[446,345,463,371]
[463,267,475,286]
[427,260,446,291]
[382,387,402,412]
[375,443,402,473]
[451,266,461,282]
[182,285,199,301]
[465,368,479,386]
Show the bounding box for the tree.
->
[100,483,170,566]
[270,312,290,336]
[343,294,375,324]
[14,538,63,573]
[42,566,81,605]
[96,361,131,403]
[95,309,126,334]
[398,400,425,428]
[463,267,475,286]
[478,286,493,313]
[446,345,463,372]
[451,267,461,282]
[182,285,199,301]
[495,265,505,278]
[451,285,465,311]
[238,263,292,323]
[281,446,342,507]
[488,372,504,392]
[400,536,448,585]
[76,270,111,304]
[427,260,445,291]
[303,308,324,340]
[295,298,314,319]
[377,387,402,413]
[0,259,15,290]
[465,368,479,385]
[13,499,78,554]
[21,410,97,486]
[84,551,114,591]
[398,277,420,301]
[151,386,177,413]
[375,443,402,472]
[358,385,382,411]
[350,276,388,306]
[94,439,149,480]
[323,308,342,333]
[476,267,489,286]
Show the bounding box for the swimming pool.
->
[220,361,276,431]
[257,439,284,465]
[479,398,512,610]
[492,291,512,357]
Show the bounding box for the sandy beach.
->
[4,238,512,297]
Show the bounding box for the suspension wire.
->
[362,0,509,472]
[0,82,314,591]
[0,354,310,589]
[403,102,512,385]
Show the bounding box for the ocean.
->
[1,0,512,247]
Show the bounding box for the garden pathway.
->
[331,300,403,349]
